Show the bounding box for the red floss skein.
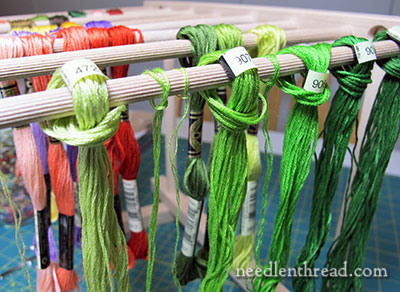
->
[105,137,135,269]
[108,25,148,259]
[0,36,54,292]
[48,138,80,292]
[106,8,123,15]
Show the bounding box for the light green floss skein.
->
[174,24,217,287]
[40,66,128,292]
[321,31,400,292]
[292,35,373,292]
[232,24,286,273]
[142,68,171,292]
[198,50,267,292]
[252,43,331,292]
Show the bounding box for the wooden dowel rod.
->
[51,18,297,52]
[0,40,397,130]
[0,26,350,81]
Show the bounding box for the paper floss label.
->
[353,41,377,64]
[60,59,105,90]
[123,179,144,232]
[241,181,257,236]
[181,198,203,257]
[388,25,400,43]
[303,70,329,93]
[220,47,257,79]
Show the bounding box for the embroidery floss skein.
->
[0,35,55,292]
[321,30,400,292]
[175,24,217,286]
[40,60,129,292]
[251,43,331,292]
[233,24,286,273]
[292,35,374,292]
[198,50,267,292]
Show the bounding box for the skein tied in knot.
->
[197,50,266,292]
[40,61,129,292]
[292,36,374,292]
[252,43,331,292]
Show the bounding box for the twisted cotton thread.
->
[233,24,286,274]
[174,24,216,286]
[40,68,128,292]
[252,43,331,292]
[321,31,400,292]
[199,50,267,292]
[292,35,374,292]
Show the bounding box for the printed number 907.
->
[235,53,252,65]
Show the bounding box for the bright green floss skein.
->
[251,43,331,292]
[292,35,374,292]
[232,24,286,273]
[40,66,129,292]
[198,50,267,292]
[321,31,400,292]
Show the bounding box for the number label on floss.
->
[388,25,400,43]
[60,59,105,90]
[303,70,329,93]
[353,41,377,64]
[219,47,257,79]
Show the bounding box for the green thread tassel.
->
[40,66,128,292]
[252,43,331,292]
[321,30,400,292]
[292,35,374,292]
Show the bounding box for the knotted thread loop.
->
[277,43,332,105]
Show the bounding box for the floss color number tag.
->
[353,41,377,64]
[60,59,105,90]
[388,25,400,43]
[219,47,257,79]
[303,70,329,93]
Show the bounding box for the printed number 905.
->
[235,53,252,65]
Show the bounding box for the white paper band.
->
[241,181,257,236]
[60,59,105,90]
[353,41,377,64]
[303,70,329,93]
[122,179,144,232]
[181,198,202,257]
[221,46,257,77]
[388,25,400,43]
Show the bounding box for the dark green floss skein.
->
[321,31,400,292]
[292,35,374,292]
[251,43,332,292]
[174,24,217,287]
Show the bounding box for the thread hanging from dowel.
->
[292,35,374,292]
[252,43,331,292]
[40,60,129,292]
[321,30,400,292]
[0,35,55,292]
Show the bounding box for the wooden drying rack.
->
[0,1,399,291]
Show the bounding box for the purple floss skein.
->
[67,145,82,248]
[31,122,58,262]
[85,20,112,29]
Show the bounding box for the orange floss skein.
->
[0,36,54,292]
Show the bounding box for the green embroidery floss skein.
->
[252,43,331,292]
[232,24,286,273]
[198,50,267,292]
[174,24,217,286]
[321,31,400,292]
[40,60,129,292]
[292,35,374,292]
